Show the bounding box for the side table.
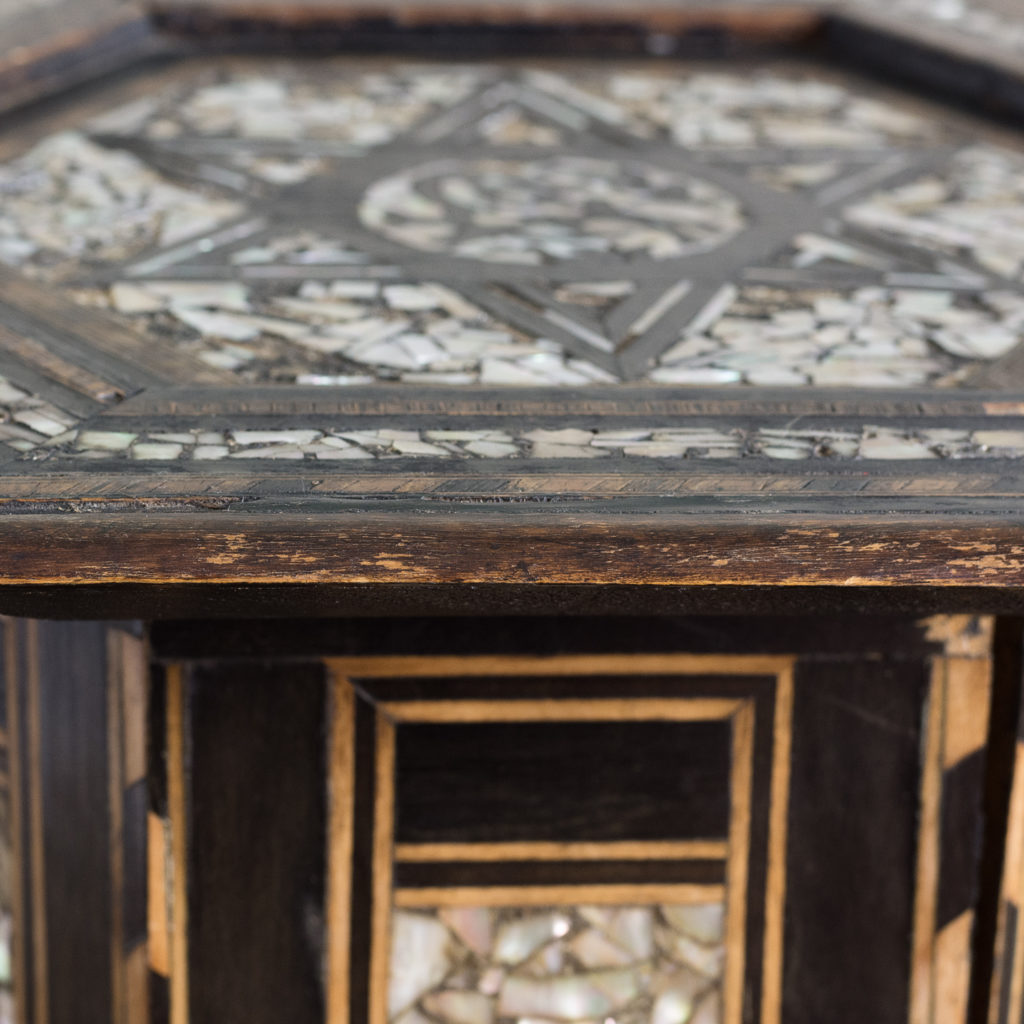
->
[2,5,1024,1022]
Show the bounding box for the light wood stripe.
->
[1003,745,1024,908]
[329,654,793,679]
[394,840,729,863]
[380,698,743,724]
[762,665,795,1024]
[147,813,169,978]
[1006,761,1024,1024]
[167,667,189,1024]
[394,884,725,908]
[369,715,396,1024]
[909,658,946,1024]
[724,702,755,1024]
[944,655,993,769]
[935,910,973,1024]
[121,634,148,787]
[924,615,995,659]
[327,676,356,1024]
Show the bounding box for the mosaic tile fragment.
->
[653,285,1022,387]
[89,278,613,385]
[359,157,747,264]
[0,375,80,453]
[95,67,487,148]
[0,133,243,278]
[387,905,724,1024]
[844,146,1024,280]
[536,70,937,149]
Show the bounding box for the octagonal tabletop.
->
[2,13,1024,591]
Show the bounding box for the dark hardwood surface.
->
[0,510,1022,587]
[184,660,327,1024]
[783,656,928,1024]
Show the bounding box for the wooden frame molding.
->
[394,840,731,862]
[915,628,995,1024]
[327,653,795,1024]
[166,667,188,1024]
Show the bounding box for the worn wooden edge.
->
[0,511,1020,585]
[147,1,825,39]
[821,10,1024,124]
[0,267,237,392]
[0,0,1019,148]
[137,0,1024,126]
[0,9,166,120]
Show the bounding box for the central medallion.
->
[359,156,747,265]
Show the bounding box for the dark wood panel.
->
[123,779,148,951]
[0,5,153,119]
[3,583,1023,622]
[152,616,943,659]
[783,658,929,1024]
[185,660,327,1024]
[393,858,726,887]
[349,693,378,1024]
[395,719,732,844]
[149,971,169,1024]
[35,621,115,1024]
[0,619,146,1024]
[938,749,987,931]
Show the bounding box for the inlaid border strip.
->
[379,697,745,723]
[165,667,188,1024]
[726,701,755,1024]
[394,840,730,862]
[910,658,946,1024]
[106,633,126,1024]
[763,664,794,1024]
[392,884,727,908]
[368,714,396,1024]
[371,696,751,1024]
[327,677,356,1024]
[995,745,1024,1023]
[329,653,793,678]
